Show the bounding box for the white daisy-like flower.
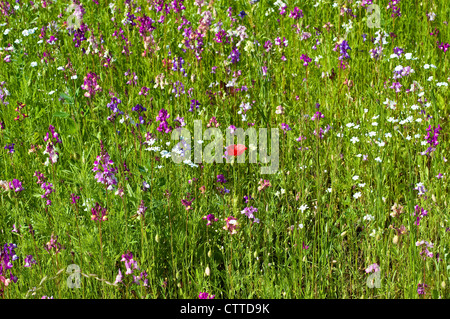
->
[350,136,359,144]
[299,204,309,212]
[353,192,362,199]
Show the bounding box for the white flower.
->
[326,188,332,193]
[48,90,55,95]
[358,183,366,187]
[299,204,309,212]
[372,122,378,126]
[424,64,430,69]
[30,62,37,67]
[350,136,359,144]
[346,122,355,128]
[363,214,375,221]
[298,223,304,229]
[368,131,376,137]
[4,29,10,35]
[353,192,362,199]
[385,133,392,138]
[352,175,359,181]
[71,75,77,80]
[405,53,412,60]
[375,157,382,163]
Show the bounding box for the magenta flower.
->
[81,72,102,98]
[223,216,239,234]
[417,283,428,295]
[203,214,219,226]
[199,292,215,299]
[9,179,23,193]
[300,54,312,66]
[181,193,195,210]
[217,174,227,183]
[91,203,108,222]
[365,263,380,273]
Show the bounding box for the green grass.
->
[0,0,449,299]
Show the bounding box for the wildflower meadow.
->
[0,0,449,299]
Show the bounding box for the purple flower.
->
[189,99,200,112]
[9,179,23,193]
[71,193,80,205]
[4,143,15,154]
[393,46,404,56]
[365,263,380,273]
[203,214,219,226]
[311,111,324,121]
[241,206,260,223]
[243,195,253,203]
[181,193,195,210]
[281,123,292,132]
[300,54,312,66]
[289,7,303,19]
[417,283,427,295]
[198,292,215,299]
[217,174,227,183]
[24,255,37,268]
[421,125,442,156]
[339,40,351,60]
[137,200,147,217]
[92,140,118,190]
[44,234,64,254]
[228,47,240,64]
[81,72,102,98]
[91,202,108,222]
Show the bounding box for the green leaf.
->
[59,93,74,104]
[53,111,70,118]
[126,183,135,198]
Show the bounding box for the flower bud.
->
[393,235,399,245]
[207,249,212,258]
[205,266,210,276]
[155,234,160,243]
